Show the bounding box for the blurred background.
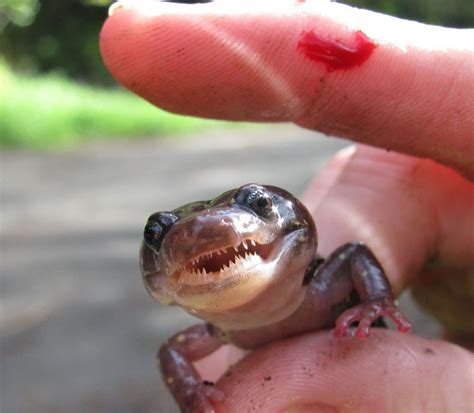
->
[1,1,472,412]
[0,0,473,148]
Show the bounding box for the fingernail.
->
[108,0,214,16]
[108,1,124,16]
[159,0,213,3]
[108,0,324,17]
[109,0,217,16]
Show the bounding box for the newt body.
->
[140,184,411,412]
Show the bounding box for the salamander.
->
[140,183,412,413]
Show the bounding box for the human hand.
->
[100,1,474,411]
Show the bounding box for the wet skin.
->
[140,184,412,413]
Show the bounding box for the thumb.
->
[215,329,473,413]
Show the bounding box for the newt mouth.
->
[171,238,275,285]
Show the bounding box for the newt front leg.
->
[141,184,412,411]
[158,324,225,413]
[312,242,412,338]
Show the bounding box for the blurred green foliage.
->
[343,0,474,28]
[0,0,40,28]
[1,0,113,84]
[1,0,472,84]
[0,62,230,148]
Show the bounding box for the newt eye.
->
[246,190,274,218]
[144,211,177,251]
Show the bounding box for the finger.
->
[215,329,474,413]
[302,145,474,293]
[100,0,474,178]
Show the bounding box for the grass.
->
[0,64,233,149]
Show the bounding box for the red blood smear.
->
[297,30,377,72]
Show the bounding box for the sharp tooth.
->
[251,240,256,246]
[243,241,248,250]
[202,268,207,275]
[234,247,239,252]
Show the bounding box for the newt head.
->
[140,184,317,330]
